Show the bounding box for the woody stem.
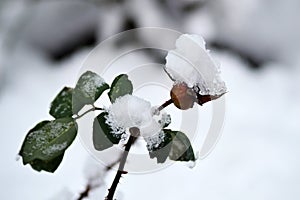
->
[158,99,173,112]
[105,127,140,200]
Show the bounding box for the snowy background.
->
[0,0,300,199]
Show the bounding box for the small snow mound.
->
[15,155,21,161]
[186,160,196,169]
[106,94,160,137]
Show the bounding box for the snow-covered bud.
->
[164,34,227,102]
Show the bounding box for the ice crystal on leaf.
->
[77,72,106,98]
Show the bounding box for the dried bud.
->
[196,92,226,106]
[170,83,197,110]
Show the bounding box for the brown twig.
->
[105,127,140,200]
[77,184,91,200]
[157,99,173,112]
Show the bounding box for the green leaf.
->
[50,87,73,118]
[29,153,64,173]
[147,129,195,163]
[93,112,122,151]
[19,118,78,172]
[108,74,133,103]
[147,132,173,163]
[73,71,109,114]
[165,129,195,162]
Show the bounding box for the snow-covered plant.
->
[165,34,227,109]
[18,34,226,200]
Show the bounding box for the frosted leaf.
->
[42,142,68,156]
[49,87,73,119]
[19,118,77,164]
[73,71,109,114]
[165,34,227,95]
[77,71,106,98]
[108,74,133,103]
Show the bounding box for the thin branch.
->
[158,99,173,112]
[74,106,104,120]
[77,180,102,200]
[105,127,140,200]
[76,138,137,200]
[77,184,91,200]
[105,156,122,171]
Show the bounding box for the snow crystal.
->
[145,131,165,151]
[53,104,70,116]
[158,113,171,127]
[165,34,227,95]
[42,142,68,156]
[140,118,162,138]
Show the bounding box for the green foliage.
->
[165,129,195,162]
[148,132,173,163]
[93,112,122,151]
[108,74,133,103]
[148,129,195,163]
[50,87,73,118]
[19,118,78,172]
[73,71,109,114]
[29,154,64,173]
[19,70,198,174]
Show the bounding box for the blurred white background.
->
[0,0,299,199]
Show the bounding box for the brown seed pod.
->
[170,83,197,110]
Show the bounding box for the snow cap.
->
[106,94,163,138]
[165,34,227,95]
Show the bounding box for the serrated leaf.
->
[19,118,78,172]
[108,74,133,103]
[73,71,109,114]
[50,87,73,118]
[93,112,122,151]
[147,129,195,163]
[165,129,195,162]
